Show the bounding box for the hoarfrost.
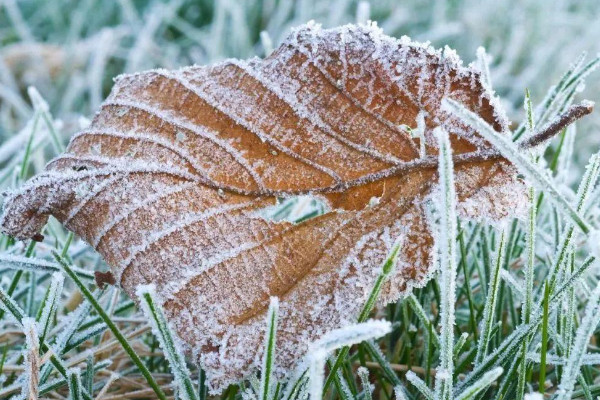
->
[307,320,390,400]
[0,22,527,391]
[21,317,40,400]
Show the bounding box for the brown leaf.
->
[0,23,526,391]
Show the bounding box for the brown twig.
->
[242,101,595,197]
[518,101,594,149]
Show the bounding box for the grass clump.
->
[1,1,600,400]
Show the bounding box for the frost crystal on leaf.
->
[0,23,526,391]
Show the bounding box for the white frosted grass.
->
[38,272,64,343]
[307,320,391,400]
[557,125,577,184]
[0,282,27,325]
[355,2,370,25]
[259,297,279,400]
[456,256,596,393]
[67,368,82,400]
[455,367,503,400]
[27,86,64,153]
[500,269,524,299]
[564,256,576,358]
[137,284,198,400]
[406,371,434,400]
[406,293,440,347]
[556,279,600,400]
[66,323,109,350]
[476,226,506,365]
[453,332,469,358]
[574,153,600,215]
[523,191,536,325]
[0,253,94,279]
[518,184,536,400]
[543,153,600,296]
[0,120,37,164]
[442,98,591,234]
[280,360,308,400]
[21,317,40,400]
[27,86,49,113]
[524,393,544,400]
[357,367,372,400]
[527,352,600,366]
[335,369,353,400]
[394,385,409,400]
[260,31,273,56]
[513,52,598,141]
[475,47,492,90]
[47,298,92,347]
[433,127,457,400]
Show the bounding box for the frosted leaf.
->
[0,23,525,392]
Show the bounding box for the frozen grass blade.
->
[21,317,40,400]
[394,385,409,400]
[453,332,468,358]
[0,253,94,279]
[308,320,391,400]
[538,283,550,395]
[406,293,440,347]
[362,340,403,386]
[406,371,434,400]
[357,367,372,400]
[517,184,536,400]
[457,255,596,392]
[433,127,458,400]
[323,240,401,392]
[39,297,94,384]
[67,368,82,400]
[260,297,279,400]
[54,252,168,400]
[455,367,503,400]
[556,278,600,400]
[37,272,64,345]
[475,227,506,365]
[0,283,94,400]
[442,98,591,234]
[543,153,600,298]
[138,284,198,400]
[476,46,492,89]
[27,86,64,154]
[19,112,39,180]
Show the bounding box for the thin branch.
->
[519,101,594,148]
[225,101,594,197]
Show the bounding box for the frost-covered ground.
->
[1,1,600,399]
[1,0,599,165]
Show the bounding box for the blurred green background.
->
[1,0,599,165]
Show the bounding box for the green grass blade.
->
[260,297,279,400]
[323,240,401,392]
[138,285,198,400]
[54,252,168,400]
[455,367,503,400]
[538,283,550,394]
[67,368,82,400]
[433,127,459,400]
[476,228,506,365]
[406,371,434,400]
